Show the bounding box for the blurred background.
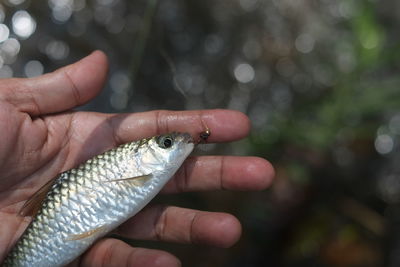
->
[1,0,400,266]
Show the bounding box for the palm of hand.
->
[0,51,274,266]
[0,99,118,263]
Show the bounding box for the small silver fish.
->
[3,132,194,267]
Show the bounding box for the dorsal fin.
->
[19,177,57,217]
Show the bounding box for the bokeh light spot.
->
[0,24,10,43]
[378,174,400,204]
[1,38,20,63]
[6,0,26,5]
[110,92,128,110]
[0,6,5,24]
[94,6,113,25]
[295,33,315,53]
[45,40,69,60]
[110,71,131,93]
[234,63,255,83]
[204,34,223,55]
[0,65,13,78]
[24,60,44,77]
[48,0,75,23]
[52,6,73,23]
[375,134,394,155]
[12,10,36,39]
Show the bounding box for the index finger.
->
[107,109,251,144]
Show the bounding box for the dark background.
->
[1,0,400,266]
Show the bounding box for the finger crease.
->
[101,240,116,267]
[154,110,162,135]
[59,113,76,169]
[63,70,81,106]
[197,111,205,133]
[27,86,42,115]
[39,116,50,148]
[64,113,75,147]
[189,212,197,244]
[154,205,168,242]
[107,116,121,146]
[154,110,170,135]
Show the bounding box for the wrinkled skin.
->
[0,51,275,267]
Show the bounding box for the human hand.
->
[0,51,275,266]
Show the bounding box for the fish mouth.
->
[181,132,194,143]
[169,132,194,144]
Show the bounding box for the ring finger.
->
[115,205,242,248]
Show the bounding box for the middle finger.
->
[162,156,274,193]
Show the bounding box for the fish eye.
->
[158,136,173,149]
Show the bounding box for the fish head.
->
[153,132,194,164]
[138,132,195,174]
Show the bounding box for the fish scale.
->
[3,132,194,267]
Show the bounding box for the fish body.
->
[3,132,194,267]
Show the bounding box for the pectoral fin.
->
[66,225,108,241]
[108,174,152,186]
[19,176,57,217]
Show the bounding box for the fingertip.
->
[194,213,242,248]
[63,50,109,105]
[150,252,182,267]
[208,109,251,141]
[224,109,251,138]
[86,50,109,69]
[245,157,275,191]
[127,249,181,267]
[222,156,275,191]
[216,214,242,248]
[237,110,252,137]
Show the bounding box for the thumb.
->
[0,50,108,116]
